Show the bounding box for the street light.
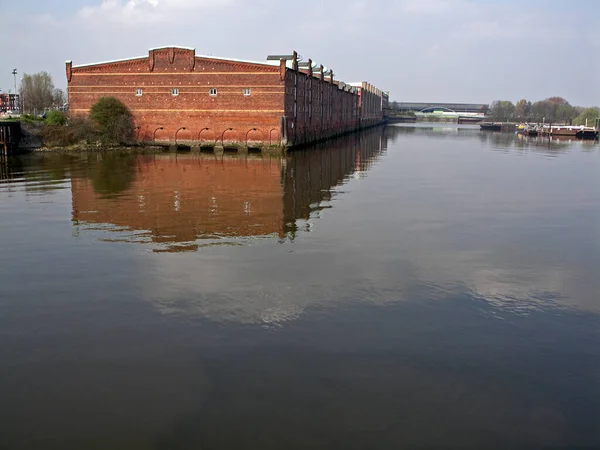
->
[11,69,18,112]
[12,69,17,96]
[153,127,164,141]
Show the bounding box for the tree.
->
[531,97,575,123]
[89,97,134,144]
[52,88,66,109]
[489,100,515,121]
[573,107,600,126]
[515,99,532,119]
[19,72,61,115]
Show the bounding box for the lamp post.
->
[20,77,25,114]
[153,127,164,141]
[12,69,17,96]
[220,127,233,146]
[175,127,187,146]
[11,69,18,113]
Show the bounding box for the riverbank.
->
[29,142,287,157]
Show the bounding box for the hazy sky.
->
[2,0,599,105]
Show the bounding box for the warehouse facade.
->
[66,46,387,148]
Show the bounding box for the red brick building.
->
[66,46,387,148]
[348,82,389,127]
[0,93,20,114]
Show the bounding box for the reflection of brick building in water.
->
[71,155,285,250]
[281,127,388,237]
[66,46,388,148]
[70,127,392,250]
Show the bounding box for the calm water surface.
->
[1,125,600,449]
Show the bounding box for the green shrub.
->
[45,110,67,126]
[20,114,43,126]
[89,97,134,144]
[573,107,600,126]
[40,117,97,147]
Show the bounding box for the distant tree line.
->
[387,97,599,126]
[488,97,600,125]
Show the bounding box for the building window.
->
[135,88,143,96]
[171,88,179,96]
[209,88,218,96]
[242,88,251,96]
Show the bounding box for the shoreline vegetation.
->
[486,97,600,125]
[7,97,146,153]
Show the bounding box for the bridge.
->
[390,102,489,114]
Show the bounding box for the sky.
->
[1,0,599,106]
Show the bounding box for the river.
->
[1,124,599,449]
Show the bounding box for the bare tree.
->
[52,88,66,109]
[19,72,58,115]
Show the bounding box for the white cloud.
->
[1,0,598,104]
[78,0,234,25]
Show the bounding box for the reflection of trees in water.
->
[486,132,581,157]
[390,124,480,138]
[0,153,79,194]
[391,124,599,156]
[282,126,388,238]
[0,155,21,182]
[87,152,137,198]
[1,151,138,196]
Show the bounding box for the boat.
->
[548,125,599,139]
[480,122,502,131]
[576,128,599,139]
[517,123,539,137]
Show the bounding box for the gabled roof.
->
[71,55,147,69]
[70,46,296,70]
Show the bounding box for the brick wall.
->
[354,82,386,127]
[67,47,387,148]
[68,47,285,145]
[283,70,360,146]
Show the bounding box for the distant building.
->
[66,46,387,147]
[392,102,489,115]
[0,93,20,114]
